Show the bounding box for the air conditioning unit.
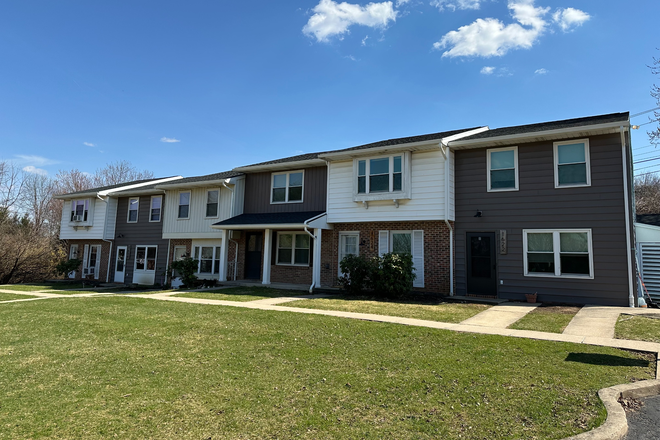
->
[73,215,83,222]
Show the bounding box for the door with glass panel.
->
[338,233,359,275]
[115,246,127,283]
[466,232,497,296]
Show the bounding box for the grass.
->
[287,294,490,323]
[41,288,127,295]
[0,297,654,439]
[615,314,660,343]
[509,306,582,333]
[174,286,306,302]
[0,292,37,301]
[0,282,86,291]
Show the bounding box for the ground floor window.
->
[276,232,310,266]
[378,230,424,288]
[135,246,157,271]
[523,229,593,278]
[192,245,223,274]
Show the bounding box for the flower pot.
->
[525,293,538,303]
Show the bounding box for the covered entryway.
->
[245,232,263,280]
[466,232,497,296]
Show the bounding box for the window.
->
[206,190,219,217]
[70,199,89,222]
[135,246,157,271]
[378,230,424,288]
[276,232,310,266]
[192,245,223,274]
[357,155,403,194]
[69,244,79,260]
[392,232,412,254]
[338,233,359,274]
[554,139,590,188]
[487,147,518,191]
[127,198,139,222]
[271,171,303,203]
[178,191,190,219]
[524,230,593,278]
[150,196,162,222]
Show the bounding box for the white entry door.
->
[338,233,359,275]
[115,246,127,283]
[134,245,157,285]
[68,244,79,279]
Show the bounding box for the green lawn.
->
[509,306,582,333]
[0,282,86,291]
[174,286,306,302]
[0,297,655,439]
[41,288,127,295]
[0,292,37,301]
[615,314,660,343]
[287,294,490,323]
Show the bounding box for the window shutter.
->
[82,244,89,275]
[412,230,424,288]
[379,231,389,256]
[94,245,101,279]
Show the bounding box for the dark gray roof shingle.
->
[213,211,325,227]
[457,112,629,142]
[157,170,243,185]
[636,214,660,227]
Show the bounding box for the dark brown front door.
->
[245,232,263,280]
[466,232,497,296]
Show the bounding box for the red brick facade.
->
[65,239,112,282]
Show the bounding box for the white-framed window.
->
[379,230,424,288]
[135,245,157,272]
[487,146,518,191]
[70,199,89,222]
[192,245,223,274]
[127,197,139,223]
[206,190,219,218]
[338,232,360,274]
[150,196,162,222]
[276,232,310,266]
[69,244,79,260]
[178,191,190,219]
[554,139,591,188]
[523,229,593,278]
[357,155,403,194]
[271,171,304,204]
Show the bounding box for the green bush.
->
[54,259,82,278]
[338,254,374,295]
[338,252,416,297]
[170,257,199,288]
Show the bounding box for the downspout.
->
[621,125,635,307]
[222,179,239,280]
[303,212,327,293]
[97,194,113,283]
[439,143,454,296]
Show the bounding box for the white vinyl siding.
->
[328,150,451,223]
[162,186,235,239]
[59,198,105,240]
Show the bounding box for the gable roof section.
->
[212,211,326,230]
[449,112,630,149]
[154,170,244,189]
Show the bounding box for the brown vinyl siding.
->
[454,133,633,306]
[111,195,169,285]
[243,166,327,214]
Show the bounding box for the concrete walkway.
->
[563,305,624,338]
[460,302,539,328]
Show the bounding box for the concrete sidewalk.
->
[460,302,539,328]
[563,305,623,338]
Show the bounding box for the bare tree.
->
[650,51,660,146]
[0,160,23,211]
[635,173,660,214]
[20,173,57,235]
[92,160,154,187]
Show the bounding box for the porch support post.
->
[262,229,271,285]
[313,228,322,288]
[218,229,229,282]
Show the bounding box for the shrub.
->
[170,257,199,288]
[54,258,82,278]
[338,254,374,294]
[370,252,416,297]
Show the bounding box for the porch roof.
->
[211,211,330,230]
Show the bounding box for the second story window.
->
[178,191,190,219]
[357,155,403,194]
[487,147,518,191]
[554,139,590,188]
[271,171,303,204]
[127,198,139,223]
[206,190,219,217]
[70,199,89,222]
[150,196,162,222]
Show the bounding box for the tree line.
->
[0,160,153,284]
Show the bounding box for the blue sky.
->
[0,0,658,179]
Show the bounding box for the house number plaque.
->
[499,230,507,255]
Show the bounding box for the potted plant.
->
[525,292,538,303]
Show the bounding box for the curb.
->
[563,376,660,440]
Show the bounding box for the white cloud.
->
[431,0,482,12]
[362,35,369,45]
[396,0,410,5]
[22,165,48,176]
[345,55,359,61]
[480,66,495,74]
[535,67,548,74]
[13,155,60,167]
[160,137,181,143]
[434,0,550,58]
[83,142,96,147]
[552,7,590,32]
[303,0,398,42]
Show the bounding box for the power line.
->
[631,107,660,118]
[634,156,660,165]
[634,163,660,172]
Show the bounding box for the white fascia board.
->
[440,126,490,145]
[53,192,98,200]
[154,179,236,190]
[97,176,183,196]
[448,121,630,149]
[163,232,224,239]
[319,140,442,161]
[233,159,326,172]
[307,215,332,230]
